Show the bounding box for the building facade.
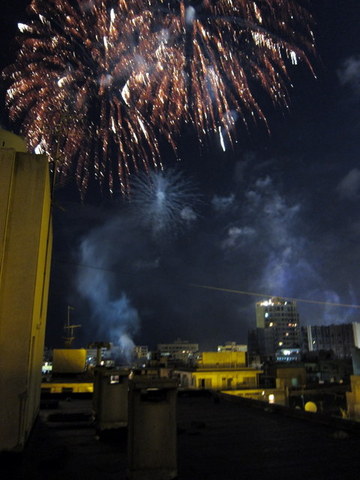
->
[217,342,247,352]
[134,345,149,360]
[176,351,262,390]
[346,375,360,420]
[250,297,301,362]
[302,323,360,359]
[0,144,52,451]
[157,339,199,363]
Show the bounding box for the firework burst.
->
[148,0,315,145]
[131,169,199,238]
[5,0,166,195]
[4,0,315,196]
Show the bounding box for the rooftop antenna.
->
[63,305,81,347]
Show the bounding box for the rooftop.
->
[2,391,360,479]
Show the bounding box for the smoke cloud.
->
[336,168,360,200]
[60,161,359,352]
[338,55,360,95]
[76,216,140,362]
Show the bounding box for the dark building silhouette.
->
[301,323,360,359]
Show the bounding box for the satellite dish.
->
[305,401,317,413]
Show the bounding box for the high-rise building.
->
[302,322,360,359]
[249,297,301,362]
[0,136,52,452]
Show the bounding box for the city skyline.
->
[1,1,360,351]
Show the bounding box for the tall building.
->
[249,297,301,362]
[302,322,360,359]
[0,137,52,452]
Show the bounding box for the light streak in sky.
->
[190,284,360,309]
[219,126,226,152]
[4,0,315,196]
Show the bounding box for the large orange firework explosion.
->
[4,0,315,196]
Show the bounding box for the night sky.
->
[1,1,360,352]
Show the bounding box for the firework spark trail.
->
[5,0,164,195]
[143,0,315,140]
[4,0,315,196]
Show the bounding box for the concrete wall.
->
[192,369,261,390]
[224,388,286,405]
[0,129,27,152]
[127,377,177,479]
[175,366,262,390]
[276,367,306,388]
[93,367,129,430]
[347,375,360,420]
[0,149,52,451]
[52,349,86,374]
[200,351,246,367]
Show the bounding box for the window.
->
[110,375,120,384]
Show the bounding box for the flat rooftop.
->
[1,391,360,479]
